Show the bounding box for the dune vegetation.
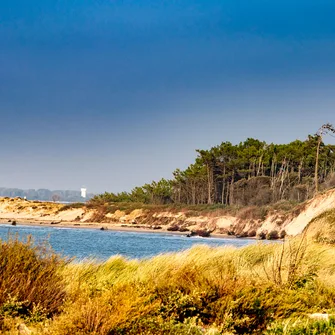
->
[306,208,335,245]
[2,226,335,334]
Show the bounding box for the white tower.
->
[81,188,87,198]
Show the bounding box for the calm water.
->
[0,224,259,260]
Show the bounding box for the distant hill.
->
[0,187,94,202]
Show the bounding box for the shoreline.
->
[0,219,244,240]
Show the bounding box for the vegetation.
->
[57,202,86,212]
[0,237,67,332]
[314,123,335,193]
[0,188,94,202]
[2,125,335,333]
[91,127,335,208]
[3,233,335,334]
[305,209,335,245]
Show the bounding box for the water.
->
[0,224,259,260]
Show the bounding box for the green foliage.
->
[266,317,335,335]
[57,202,85,212]
[93,132,335,208]
[90,178,173,205]
[114,316,205,335]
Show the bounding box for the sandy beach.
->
[1,188,335,240]
[0,218,236,239]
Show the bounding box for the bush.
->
[233,176,272,206]
[257,231,267,240]
[191,230,211,237]
[323,173,335,190]
[248,230,257,237]
[57,202,85,212]
[279,230,287,239]
[266,230,279,240]
[225,287,273,333]
[267,317,335,334]
[167,225,180,231]
[0,236,67,321]
[307,209,335,245]
[237,206,268,221]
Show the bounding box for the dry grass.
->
[45,240,335,334]
[2,234,335,334]
[306,209,335,244]
[0,236,68,333]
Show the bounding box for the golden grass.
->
[306,208,335,245]
[3,236,335,334]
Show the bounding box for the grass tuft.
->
[0,236,68,333]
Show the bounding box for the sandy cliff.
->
[0,188,334,236]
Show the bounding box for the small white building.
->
[81,188,87,198]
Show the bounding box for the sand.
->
[1,187,335,238]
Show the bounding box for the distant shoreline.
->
[0,219,243,240]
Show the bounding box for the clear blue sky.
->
[1,0,335,193]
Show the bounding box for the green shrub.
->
[237,206,268,221]
[57,202,85,212]
[266,316,335,335]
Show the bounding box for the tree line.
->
[92,125,335,207]
[0,188,94,202]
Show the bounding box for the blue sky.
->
[1,0,335,193]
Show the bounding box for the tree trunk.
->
[229,173,235,205]
[257,154,263,176]
[221,165,226,205]
[191,181,196,205]
[298,158,303,184]
[207,164,212,204]
[315,136,322,193]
